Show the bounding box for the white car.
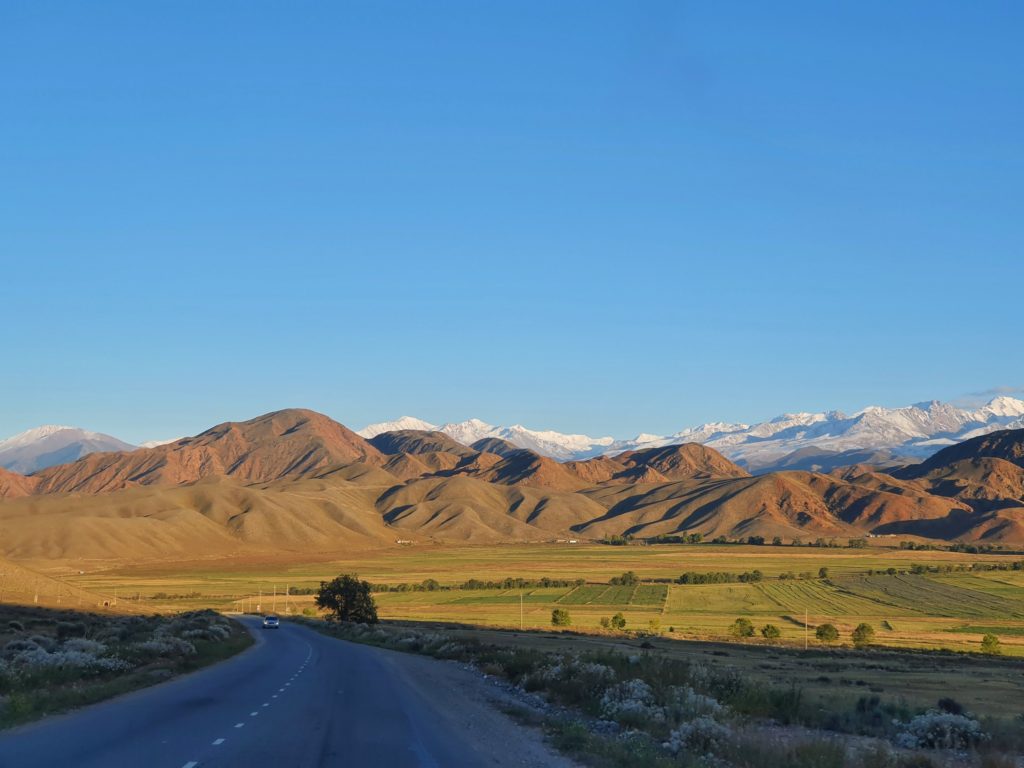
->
[262,615,280,629]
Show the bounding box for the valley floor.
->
[44,543,1024,657]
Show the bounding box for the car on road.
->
[262,615,280,629]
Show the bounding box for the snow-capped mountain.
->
[436,419,613,460]
[601,397,1024,471]
[0,426,135,474]
[356,416,439,439]
[358,395,1024,471]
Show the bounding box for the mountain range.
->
[0,407,1022,564]
[5,395,1021,477]
[358,396,1024,472]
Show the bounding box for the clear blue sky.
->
[2,2,1022,443]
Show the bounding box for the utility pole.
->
[285,584,290,613]
[520,590,524,630]
[804,609,808,650]
[258,587,262,613]
[273,584,277,612]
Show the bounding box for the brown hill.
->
[465,450,590,492]
[562,444,745,486]
[0,472,397,562]
[369,430,474,458]
[897,428,1024,477]
[0,467,38,499]
[577,473,860,540]
[613,444,750,481]
[376,476,606,542]
[32,409,383,494]
[904,457,1024,510]
[469,437,521,458]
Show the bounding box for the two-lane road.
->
[0,618,552,768]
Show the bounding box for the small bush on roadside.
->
[895,711,988,750]
[816,623,839,644]
[729,618,755,638]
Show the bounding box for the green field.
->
[47,543,1024,656]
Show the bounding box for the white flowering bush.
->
[62,638,108,656]
[133,637,196,657]
[600,679,666,727]
[666,685,726,722]
[663,716,732,754]
[894,711,988,749]
[10,647,132,674]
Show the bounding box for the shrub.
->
[663,716,731,754]
[526,656,615,709]
[729,618,755,638]
[609,571,639,586]
[981,633,1001,655]
[133,638,196,657]
[665,685,725,721]
[851,623,875,647]
[818,567,829,579]
[599,616,610,629]
[761,624,781,640]
[599,679,665,727]
[62,638,107,656]
[895,711,988,749]
[610,613,626,630]
[551,608,571,627]
[815,624,839,644]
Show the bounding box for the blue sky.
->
[1,2,1022,443]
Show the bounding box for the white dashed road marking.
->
[250,711,258,716]
[234,722,245,729]
[213,738,225,746]
[182,762,199,768]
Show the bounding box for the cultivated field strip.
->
[834,575,1024,619]
[757,580,897,617]
[557,584,668,608]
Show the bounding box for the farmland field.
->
[44,543,1024,656]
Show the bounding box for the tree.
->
[851,623,875,647]
[981,633,1001,655]
[315,574,378,624]
[747,535,765,546]
[818,567,829,579]
[611,612,627,630]
[729,618,755,638]
[761,624,781,641]
[551,608,571,627]
[610,571,639,586]
[772,536,783,546]
[815,623,839,644]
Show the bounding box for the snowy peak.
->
[0,426,135,474]
[972,396,1024,420]
[0,425,79,452]
[356,416,438,439]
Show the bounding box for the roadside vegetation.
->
[0,605,251,728]
[301,616,1024,768]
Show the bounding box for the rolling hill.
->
[1,410,1022,564]
[31,409,383,494]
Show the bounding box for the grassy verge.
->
[0,605,252,729]
[299,617,1024,768]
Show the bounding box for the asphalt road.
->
[0,618,504,768]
